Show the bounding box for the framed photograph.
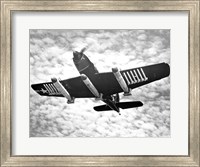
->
[1,0,199,166]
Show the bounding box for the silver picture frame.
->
[1,0,199,166]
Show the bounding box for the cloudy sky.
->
[30,29,170,137]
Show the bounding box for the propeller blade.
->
[80,47,87,53]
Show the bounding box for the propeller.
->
[80,46,88,54]
[73,47,88,61]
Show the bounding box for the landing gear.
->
[111,94,121,115]
[112,93,119,103]
[103,98,120,115]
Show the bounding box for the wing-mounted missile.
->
[112,67,131,96]
[81,74,102,100]
[51,78,75,104]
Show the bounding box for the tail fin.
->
[94,101,143,112]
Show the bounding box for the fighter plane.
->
[31,48,170,115]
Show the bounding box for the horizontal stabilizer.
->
[94,101,143,112]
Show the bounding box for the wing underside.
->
[121,63,170,89]
[31,63,170,98]
[93,62,170,96]
[31,76,95,98]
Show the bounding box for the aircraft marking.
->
[40,88,48,94]
[126,71,134,84]
[140,68,148,81]
[49,84,56,93]
[43,84,50,93]
[43,84,61,95]
[130,70,137,83]
[51,83,59,93]
[47,84,54,93]
[133,70,140,82]
[123,72,130,85]
[49,84,55,92]
[123,68,148,85]
[79,65,90,72]
[137,69,144,81]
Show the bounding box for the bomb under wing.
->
[81,74,101,99]
[112,67,131,96]
[51,78,74,104]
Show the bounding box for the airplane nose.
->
[73,51,81,60]
[73,51,78,56]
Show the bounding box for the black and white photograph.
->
[30,29,170,137]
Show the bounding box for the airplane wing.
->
[93,62,170,96]
[120,62,170,89]
[31,76,95,98]
[31,63,170,99]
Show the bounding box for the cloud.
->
[30,29,170,137]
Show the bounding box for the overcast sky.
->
[30,29,170,137]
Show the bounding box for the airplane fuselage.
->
[73,51,121,113]
[73,51,99,78]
